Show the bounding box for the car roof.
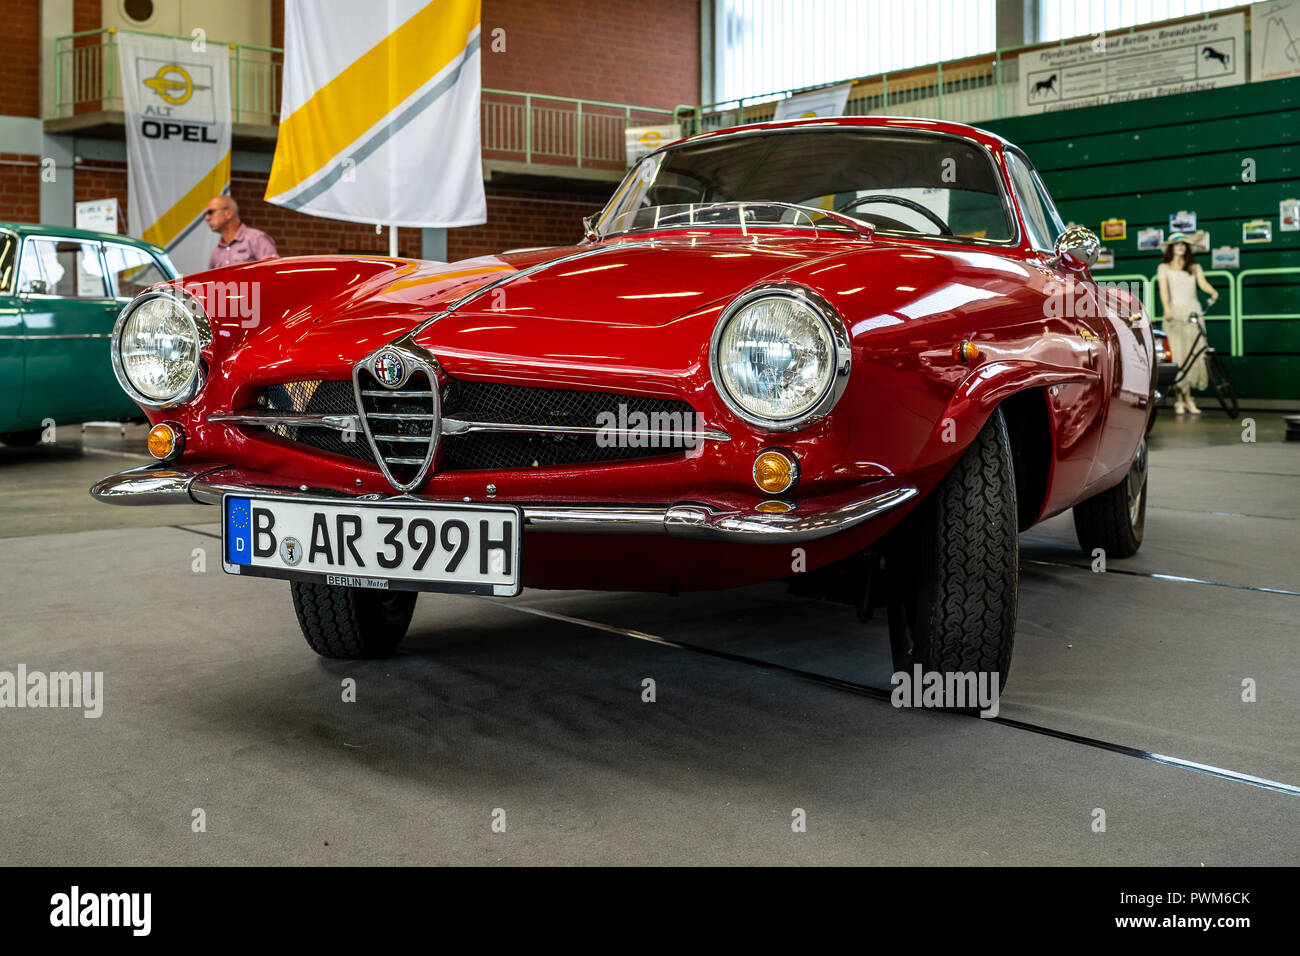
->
[0,222,168,255]
[656,115,1013,157]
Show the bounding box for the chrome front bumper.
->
[90,464,917,544]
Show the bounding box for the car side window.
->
[1004,151,1065,253]
[21,238,108,298]
[16,239,44,293]
[104,243,170,299]
[0,232,16,293]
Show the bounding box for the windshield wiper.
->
[603,201,875,240]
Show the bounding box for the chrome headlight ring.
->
[709,282,852,432]
[111,287,213,410]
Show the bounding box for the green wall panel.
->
[982,77,1300,401]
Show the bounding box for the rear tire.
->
[1072,437,1147,559]
[885,408,1019,693]
[290,581,417,659]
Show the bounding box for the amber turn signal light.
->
[953,340,980,363]
[753,449,798,495]
[147,422,184,461]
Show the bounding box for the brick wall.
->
[3,0,698,257]
[68,160,593,262]
[482,0,699,107]
[230,172,423,258]
[0,0,41,118]
[0,155,42,222]
[449,190,598,260]
[73,161,128,213]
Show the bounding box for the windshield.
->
[598,128,1015,243]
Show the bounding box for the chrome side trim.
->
[664,487,917,541]
[0,333,114,340]
[89,464,918,544]
[521,505,669,535]
[440,418,731,442]
[208,406,730,452]
[89,464,229,505]
[208,411,361,432]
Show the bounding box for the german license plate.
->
[221,494,522,596]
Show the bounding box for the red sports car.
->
[93,117,1153,687]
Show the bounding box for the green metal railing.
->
[1109,270,1240,355]
[677,9,1247,134]
[1235,267,1300,357]
[53,27,281,124]
[480,90,674,168]
[52,29,675,170]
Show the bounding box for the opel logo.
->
[373,350,406,388]
[143,64,209,106]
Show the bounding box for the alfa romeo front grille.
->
[438,379,698,471]
[256,381,374,463]
[355,361,439,491]
[217,368,725,491]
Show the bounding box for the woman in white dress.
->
[1156,232,1218,415]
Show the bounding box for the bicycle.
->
[1169,304,1239,419]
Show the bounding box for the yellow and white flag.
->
[266,0,486,228]
[119,31,232,274]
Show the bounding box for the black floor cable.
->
[165,524,1299,797]
[495,602,1300,798]
[1023,558,1300,597]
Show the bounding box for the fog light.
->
[147,422,183,461]
[753,449,798,494]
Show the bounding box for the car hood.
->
[193,237,867,392]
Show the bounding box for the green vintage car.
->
[0,223,178,444]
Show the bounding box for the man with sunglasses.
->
[205,195,279,270]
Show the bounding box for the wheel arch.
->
[916,360,1086,530]
[998,387,1053,531]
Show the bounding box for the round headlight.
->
[113,291,209,406]
[711,287,848,429]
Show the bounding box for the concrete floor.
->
[0,414,1297,865]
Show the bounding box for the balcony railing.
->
[481,90,674,169]
[53,27,281,125]
[676,7,1256,136]
[52,29,675,172]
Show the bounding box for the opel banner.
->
[265,0,486,228]
[118,31,232,275]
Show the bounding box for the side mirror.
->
[582,214,600,243]
[1052,226,1100,270]
[25,278,48,295]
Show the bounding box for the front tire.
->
[886,408,1019,692]
[290,581,417,659]
[1072,437,1147,559]
[0,428,44,446]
